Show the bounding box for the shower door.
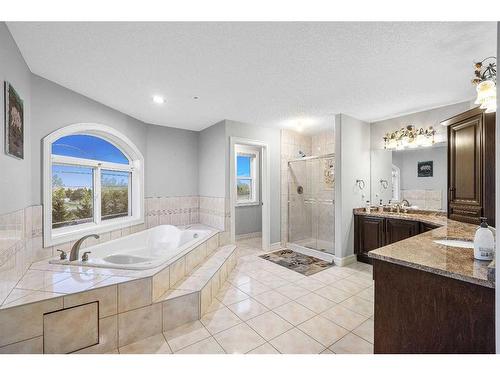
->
[288,154,334,254]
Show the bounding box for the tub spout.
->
[69,234,99,261]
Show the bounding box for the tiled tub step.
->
[155,245,237,330]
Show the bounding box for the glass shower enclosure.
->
[287,154,335,254]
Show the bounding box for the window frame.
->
[43,123,144,247]
[235,145,260,206]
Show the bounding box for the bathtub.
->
[50,225,213,270]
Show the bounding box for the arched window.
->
[43,124,144,247]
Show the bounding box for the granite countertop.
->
[354,208,496,289]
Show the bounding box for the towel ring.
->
[355,179,366,190]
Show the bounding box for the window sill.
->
[236,202,261,207]
[46,216,144,247]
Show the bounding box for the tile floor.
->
[116,237,374,354]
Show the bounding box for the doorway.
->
[229,137,270,251]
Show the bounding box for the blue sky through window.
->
[52,135,129,165]
[237,156,251,177]
[52,164,93,189]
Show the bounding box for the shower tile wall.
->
[280,130,312,245]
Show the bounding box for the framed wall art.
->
[4,81,24,159]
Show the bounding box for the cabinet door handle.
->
[448,187,455,201]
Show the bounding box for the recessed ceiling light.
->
[152,95,165,104]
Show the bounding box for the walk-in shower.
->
[287,153,335,255]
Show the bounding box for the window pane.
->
[237,156,251,177]
[237,179,252,201]
[101,170,130,221]
[52,164,94,229]
[52,134,129,165]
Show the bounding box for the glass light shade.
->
[475,80,496,113]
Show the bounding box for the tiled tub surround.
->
[1,196,231,307]
[0,228,237,353]
[199,196,228,232]
[0,205,146,306]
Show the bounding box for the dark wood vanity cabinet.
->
[354,215,437,264]
[385,218,420,244]
[442,107,495,226]
[420,222,439,233]
[355,215,385,263]
[354,215,424,263]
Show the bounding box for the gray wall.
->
[198,121,226,198]
[235,205,262,236]
[30,75,200,204]
[335,114,371,259]
[0,22,32,215]
[146,124,199,197]
[225,120,281,244]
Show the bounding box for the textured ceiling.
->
[7,22,497,132]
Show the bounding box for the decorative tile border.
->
[145,196,199,229]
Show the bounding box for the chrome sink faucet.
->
[69,234,99,261]
[401,199,410,213]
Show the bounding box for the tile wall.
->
[0,205,146,305]
[145,196,200,229]
[400,189,443,211]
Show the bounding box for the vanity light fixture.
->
[383,125,435,150]
[152,95,165,104]
[472,56,496,113]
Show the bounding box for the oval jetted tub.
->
[50,225,213,270]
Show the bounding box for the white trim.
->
[287,243,355,266]
[270,242,283,251]
[43,123,145,247]
[235,231,262,240]
[332,254,357,267]
[288,243,335,263]
[230,137,270,252]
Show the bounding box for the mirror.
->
[370,145,447,211]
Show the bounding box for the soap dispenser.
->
[473,217,495,261]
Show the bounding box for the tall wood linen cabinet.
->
[442,107,496,226]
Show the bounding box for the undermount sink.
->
[433,239,474,249]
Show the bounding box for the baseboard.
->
[235,231,262,240]
[287,243,335,263]
[270,242,282,251]
[332,254,356,267]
